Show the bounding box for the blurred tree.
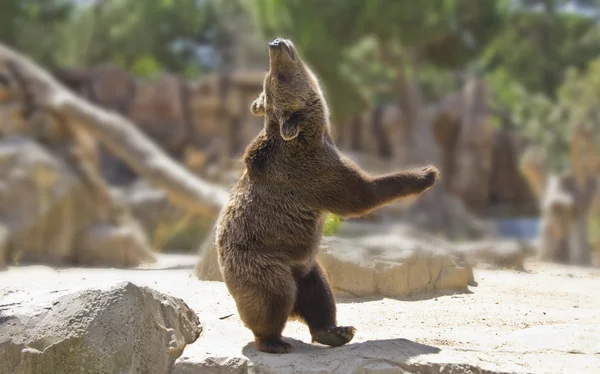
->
[483,0,600,99]
[244,0,508,138]
[512,55,600,259]
[244,0,510,238]
[0,0,249,79]
[0,0,75,68]
[490,56,600,172]
[54,0,232,78]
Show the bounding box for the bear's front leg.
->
[313,155,440,218]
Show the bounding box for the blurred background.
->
[0,0,598,269]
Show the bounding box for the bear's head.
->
[251,38,328,141]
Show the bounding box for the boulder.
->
[197,232,474,298]
[186,71,264,178]
[82,65,137,113]
[76,222,156,266]
[0,281,202,374]
[0,136,97,265]
[115,180,216,251]
[0,136,155,267]
[128,74,190,156]
[453,239,535,270]
[318,236,474,297]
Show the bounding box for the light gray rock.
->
[0,281,202,374]
[318,236,473,297]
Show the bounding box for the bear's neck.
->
[264,106,328,144]
[242,110,329,177]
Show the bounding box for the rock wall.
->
[0,62,156,267]
[55,66,265,186]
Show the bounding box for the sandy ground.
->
[1,255,599,374]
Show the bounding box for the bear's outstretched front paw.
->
[420,165,440,188]
[313,326,356,347]
[255,338,292,354]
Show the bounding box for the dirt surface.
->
[1,255,599,373]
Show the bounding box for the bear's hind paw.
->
[313,326,356,347]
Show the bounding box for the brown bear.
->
[215,38,439,354]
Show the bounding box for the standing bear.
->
[215,38,439,353]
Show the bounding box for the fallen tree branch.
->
[0,43,228,214]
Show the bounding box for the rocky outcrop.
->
[197,232,475,298]
[0,136,155,267]
[56,65,266,185]
[0,42,229,267]
[319,236,474,297]
[453,239,535,270]
[488,129,537,214]
[0,281,202,374]
[128,74,190,156]
[116,180,216,251]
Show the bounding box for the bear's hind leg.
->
[292,262,356,347]
[229,268,296,353]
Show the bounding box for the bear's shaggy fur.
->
[216,38,439,353]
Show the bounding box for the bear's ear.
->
[279,111,301,141]
[250,92,265,117]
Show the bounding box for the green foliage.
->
[1,0,599,177]
[483,2,600,171]
[57,0,224,74]
[483,0,600,97]
[0,0,243,78]
[243,0,509,121]
[489,56,600,171]
[0,0,76,69]
[322,214,342,237]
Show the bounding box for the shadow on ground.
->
[241,337,441,372]
[335,287,475,304]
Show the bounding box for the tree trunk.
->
[0,43,228,215]
[520,125,598,266]
[569,215,591,265]
[377,40,496,240]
